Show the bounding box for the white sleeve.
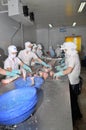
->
[18,51,22,60]
[68,56,75,68]
[16,57,22,64]
[4,59,11,69]
[32,52,38,59]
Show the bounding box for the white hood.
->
[61,42,77,56]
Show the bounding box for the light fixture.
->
[72,22,76,27]
[49,24,53,28]
[78,2,86,12]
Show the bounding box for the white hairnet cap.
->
[25,41,33,48]
[61,42,76,50]
[8,45,17,53]
[61,45,65,50]
[37,44,42,49]
[33,43,37,48]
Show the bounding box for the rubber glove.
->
[53,71,64,78]
[41,55,45,59]
[58,66,67,71]
[61,66,67,70]
[6,71,19,77]
[55,65,67,71]
[23,64,32,73]
[55,65,61,71]
[61,63,65,67]
[41,61,51,68]
[60,58,65,64]
[35,61,40,64]
[12,70,21,75]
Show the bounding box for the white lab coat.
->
[55,47,61,57]
[65,53,81,84]
[4,57,21,70]
[18,49,38,66]
[36,49,43,58]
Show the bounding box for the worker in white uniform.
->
[55,44,62,57]
[4,45,32,76]
[31,43,38,66]
[54,42,82,125]
[36,44,43,58]
[32,43,37,53]
[18,41,51,68]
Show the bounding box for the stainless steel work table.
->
[0,77,73,130]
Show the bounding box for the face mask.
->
[26,47,31,51]
[65,49,77,56]
[37,50,43,57]
[9,54,16,59]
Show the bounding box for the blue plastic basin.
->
[0,87,37,125]
[14,76,44,89]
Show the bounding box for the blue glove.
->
[6,71,18,77]
[12,70,21,75]
[60,58,65,64]
[35,61,40,64]
[41,61,51,68]
[46,64,51,68]
[41,56,45,59]
[54,71,64,78]
[61,66,67,70]
[55,65,67,71]
[59,66,67,71]
[55,65,61,71]
[23,64,32,73]
[61,63,65,67]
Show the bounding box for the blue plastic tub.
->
[0,105,36,125]
[13,77,32,88]
[0,87,37,125]
[32,77,44,89]
[14,76,44,89]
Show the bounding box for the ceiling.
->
[0,0,86,28]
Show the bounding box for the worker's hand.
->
[55,65,61,71]
[6,71,19,77]
[61,63,65,67]
[45,64,52,68]
[41,55,46,59]
[60,58,65,64]
[35,61,40,64]
[23,64,32,73]
[12,69,21,75]
[14,75,20,78]
[53,71,64,78]
[55,65,67,71]
[41,61,51,68]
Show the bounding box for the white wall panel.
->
[36,29,49,50]
[23,26,36,47]
[36,27,86,57]
[0,13,21,54]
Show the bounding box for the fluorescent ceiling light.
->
[72,22,76,27]
[49,24,53,28]
[78,2,86,12]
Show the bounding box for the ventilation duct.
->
[8,0,34,26]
